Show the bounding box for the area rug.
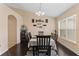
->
[26,50,58,56]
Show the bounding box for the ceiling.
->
[5,3,75,17]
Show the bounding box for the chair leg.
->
[37,47,39,56]
[49,48,51,56]
[33,46,39,56]
[55,50,58,55]
[48,46,51,56]
[33,46,35,56]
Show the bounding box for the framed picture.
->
[33,24,36,26]
[32,19,34,23]
[43,24,47,26]
[45,19,48,23]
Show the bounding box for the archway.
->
[8,15,17,49]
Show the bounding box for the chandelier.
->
[35,3,45,16]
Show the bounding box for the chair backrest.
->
[28,32,32,39]
[37,35,51,49]
[26,33,29,42]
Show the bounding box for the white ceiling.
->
[5,3,75,17]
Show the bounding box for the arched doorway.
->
[8,15,17,49]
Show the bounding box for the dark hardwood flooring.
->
[57,42,77,56]
[1,43,28,56]
[1,42,78,56]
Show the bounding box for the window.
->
[58,19,66,38]
[66,15,76,43]
[58,15,76,43]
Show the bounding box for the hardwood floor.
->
[1,42,77,56]
[57,42,77,56]
[1,43,28,56]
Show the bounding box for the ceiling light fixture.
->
[35,3,45,16]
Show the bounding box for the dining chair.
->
[51,31,58,55]
[28,32,32,39]
[33,35,51,56]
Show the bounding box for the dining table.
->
[28,35,57,50]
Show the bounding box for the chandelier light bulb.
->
[42,12,45,15]
[35,3,45,16]
[38,11,41,14]
[35,11,45,16]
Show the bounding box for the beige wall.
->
[8,6,56,36]
[0,4,23,55]
[9,7,56,36]
[23,12,56,36]
[56,4,79,55]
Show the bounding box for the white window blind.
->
[58,15,76,43]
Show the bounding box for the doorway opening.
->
[8,15,17,49]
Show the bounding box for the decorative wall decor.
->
[36,19,44,23]
[43,24,47,26]
[32,19,34,23]
[45,19,48,23]
[33,24,37,26]
[32,19,48,23]
[37,23,41,25]
[32,18,48,28]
